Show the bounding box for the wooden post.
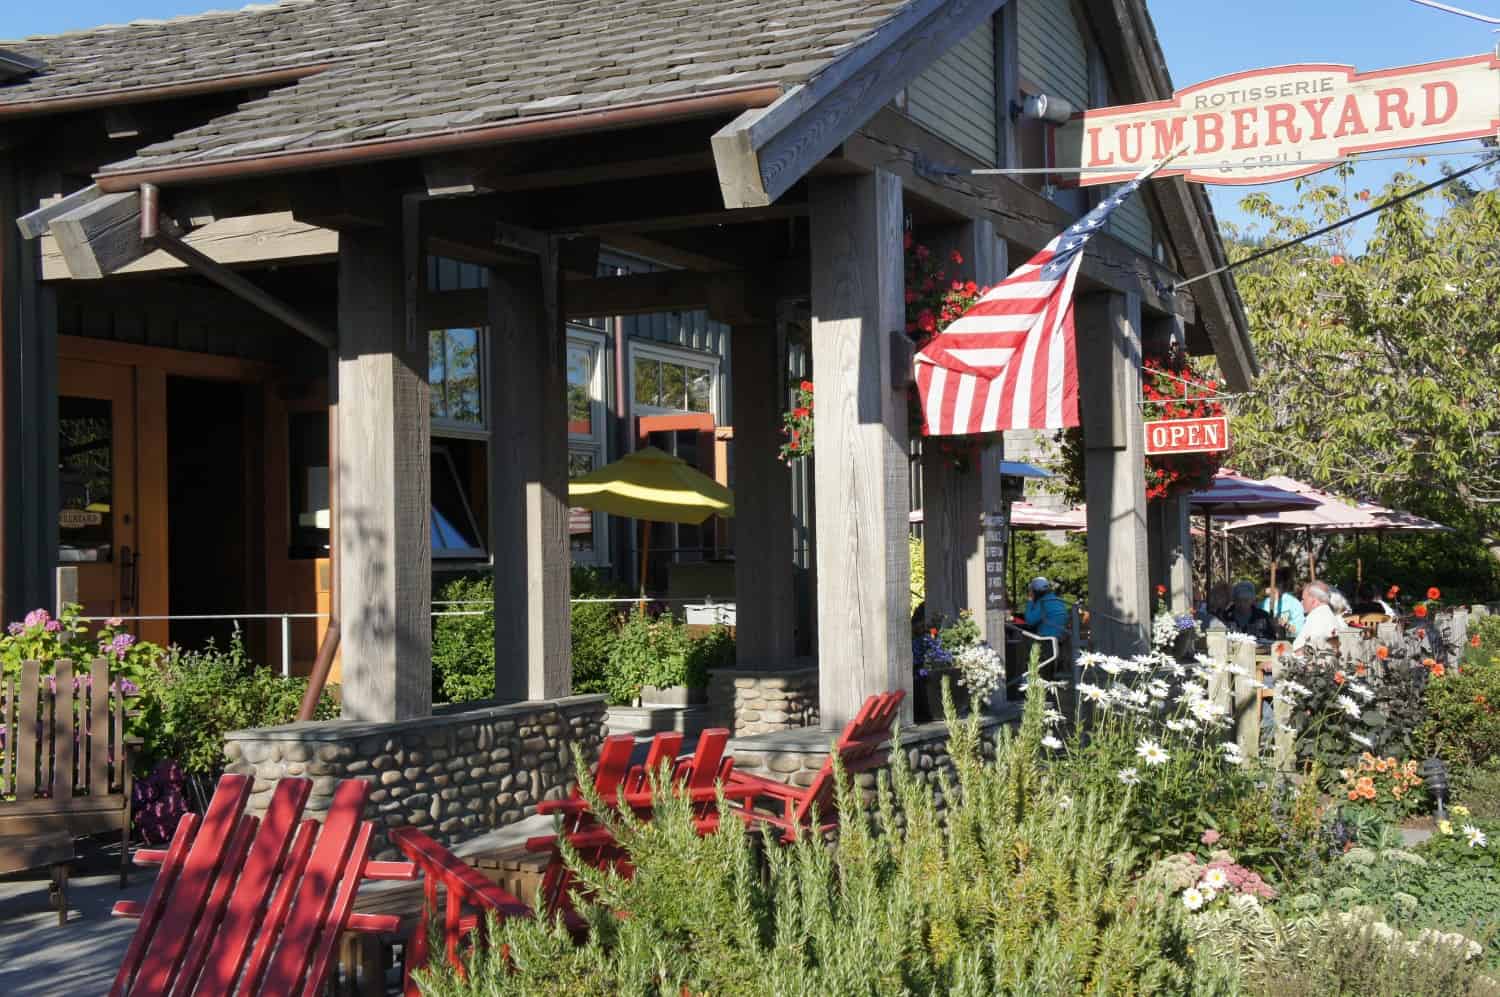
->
[1077,292,1150,656]
[335,224,432,722]
[1,162,60,622]
[1233,638,1259,760]
[809,169,913,729]
[919,220,1007,641]
[731,322,795,668]
[489,252,571,701]
[1148,496,1192,614]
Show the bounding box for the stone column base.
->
[706,667,819,735]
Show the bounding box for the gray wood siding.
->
[1110,194,1153,254]
[906,20,998,166]
[1017,0,1088,110]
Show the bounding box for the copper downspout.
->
[94,86,784,192]
[0,63,339,120]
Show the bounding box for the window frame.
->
[567,327,611,567]
[627,340,721,420]
[430,442,488,561]
[429,326,490,439]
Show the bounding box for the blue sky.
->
[5,0,1494,238]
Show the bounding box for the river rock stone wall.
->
[223,695,607,859]
[728,712,1009,819]
[706,667,819,735]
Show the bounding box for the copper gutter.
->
[94,85,784,192]
[0,63,339,119]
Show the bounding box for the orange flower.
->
[1473,635,1483,648]
[1414,604,1429,618]
[1334,671,1346,685]
[1431,662,1445,678]
[1355,663,1368,677]
[929,628,938,638]
[1423,657,1436,669]
[1427,587,1441,600]
[1375,646,1389,661]
[1388,585,1400,599]
[1348,790,1361,801]
[1476,694,1488,706]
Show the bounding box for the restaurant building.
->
[0,0,1254,732]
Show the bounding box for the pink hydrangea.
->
[1204,860,1277,900]
[22,608,49,629]
[1200,829,1221,845]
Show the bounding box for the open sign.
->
[1144,416,1230,455]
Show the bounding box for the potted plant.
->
[608,609,714,707]
[912,611,986,722]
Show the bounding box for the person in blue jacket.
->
[1023,577,1070,638]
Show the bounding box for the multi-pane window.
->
[630,345,717,417]
[429,327,484,429]
[568,330,609,566]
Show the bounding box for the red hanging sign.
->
[1144,416,1230,455]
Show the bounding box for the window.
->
[429,327,485,430]
[431,443,486,559]
[288,411,330,559]
[568,329,609,566]
[629,343,718,417]
[58,396,114,563]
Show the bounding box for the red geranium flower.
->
[1472,635,1483,648]
[1427,587,1441,600]
[1387,585,1400,599]
[1375,646,1389,661]
[1414,604,1429,618]
[1334,671,1346,686]
[917,310,937,333]
[950,249,963,265]
[792,407,810,419]
[800,380,814,393]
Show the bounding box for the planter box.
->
[640,684,708,707]
[684,603,736,627]
[913,667,973,723]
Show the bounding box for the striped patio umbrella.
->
[1188,471,1320,596]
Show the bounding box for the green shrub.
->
[1418,628,1500,769]
[1454,762,1500,820]
[604,609,713,705]
[1279,647,1428,780]
[140,628,338,774]
[432,575,496,704]
[569,567,628,698]
[415,675,1203,995]
[1011,531,1090,605]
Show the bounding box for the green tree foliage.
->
[1227,160,1500,588]
[1011,532,1089,606]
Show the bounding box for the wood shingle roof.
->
[1,0,912,176]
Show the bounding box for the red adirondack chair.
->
[110,773,417,996]
[719,691,905,842]
[390,826,531,997]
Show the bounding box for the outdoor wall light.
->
[1019,93,1075,125]
[1421,756,1450,819]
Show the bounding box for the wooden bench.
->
[0,831,73,926]
[1,657,140,901]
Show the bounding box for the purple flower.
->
[44,619,61,633]
[23,608,49,629]
[119,678,139,697]
[918,668,931,679]
[105,632,136,659]
[7,622,22,636]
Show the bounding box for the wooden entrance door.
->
[58,361,138,623]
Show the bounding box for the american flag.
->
[913,158,1169,436]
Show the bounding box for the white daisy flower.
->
[1465,825,1488,849]
[1201,868,1230,891]
[1098,658,1126,676]
[1136,738,1170,766]
[1118,767,1141,786]
[1042,708,1066,726]
[1181,887,1205,911]
[1148,680,1171,700]
[1076,682,1106,703]
[1345,680,1375,702]
[1180,681,1208,702]
[1057,795,1073,812]
[1336,695,1362,719]
[1200,886,1218,903]
[1348,732,1374,749]
[1075,651,1107,671]
[1041,734,1063,750]
[1165,718,1193,733]
[1279,680,1312,700]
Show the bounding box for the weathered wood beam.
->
[15,184,100,240]
[46,190,148,279]
[1078,291,1150,656]
[490,251,571,700]
[713,0,1007,208]
[810,169,914,729]
[845,108,1193,321]
[336,224,432,722]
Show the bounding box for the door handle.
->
[120,546,138,612]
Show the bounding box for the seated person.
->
[1292,581,1341,651]
[1197,582,1232,628]
[1023,577,1070,639]
[1349,582,1394,619]
[1261,567,1305,637]
[1222,580,1273,638]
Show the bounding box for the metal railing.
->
[81,597,737,676]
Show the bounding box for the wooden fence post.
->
[1233,639,1258,760]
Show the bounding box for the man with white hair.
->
[1292,581,1341,651]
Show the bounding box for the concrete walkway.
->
[0,842,155,997]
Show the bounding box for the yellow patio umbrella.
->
[568,446,734,601]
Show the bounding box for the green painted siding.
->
[907,21,997,165]
[1017,0,1088,110]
